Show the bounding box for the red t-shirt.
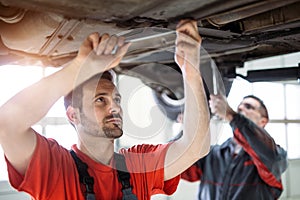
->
[6,133,180,200]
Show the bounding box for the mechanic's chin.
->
[103,124,123,139]
[238,111,246,117]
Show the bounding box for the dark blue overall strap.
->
[114,153,138,200]
[70,150,95,200]
[70,150,138,200]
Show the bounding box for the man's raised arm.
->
[164,20,210,180]
[0,33,130,175]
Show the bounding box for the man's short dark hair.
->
[243,95,269,120]
[64,71,114,110]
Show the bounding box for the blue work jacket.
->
[182,114,288,200]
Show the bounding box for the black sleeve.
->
[230,114,288,188]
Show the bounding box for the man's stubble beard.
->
[80,112,123,139]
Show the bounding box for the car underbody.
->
[1,0,300,119]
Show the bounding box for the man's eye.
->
[96,97,105,102]
[244,103,255,110]
[115,98,121,104]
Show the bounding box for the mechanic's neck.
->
[233,138,242,153]
[77,136,115,165]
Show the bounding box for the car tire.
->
[152,79,211,121]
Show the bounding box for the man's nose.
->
[237,104,243,113]
[108,101,121,114]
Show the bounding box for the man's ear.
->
[66,106,80,125]
[260,117,268,128]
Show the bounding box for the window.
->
[287,124,300,159]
